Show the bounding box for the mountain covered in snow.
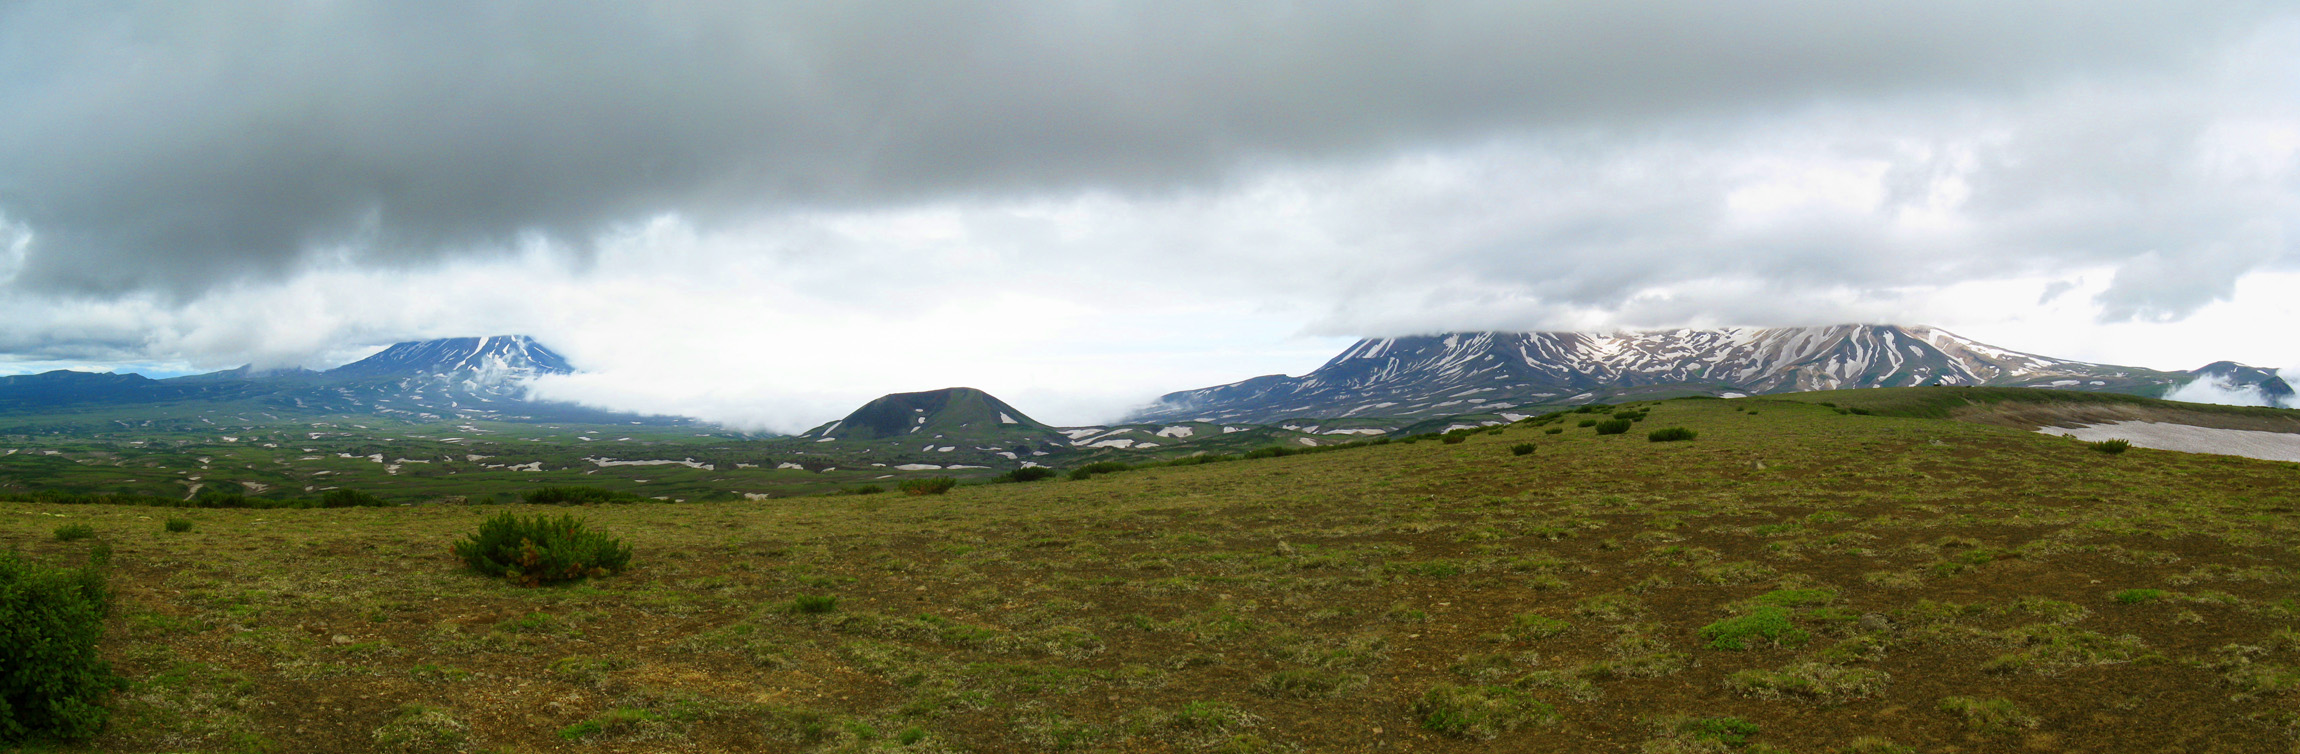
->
[326,335,573,381]
[1130,325,2243,424]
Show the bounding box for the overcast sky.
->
[1,1,2295,429]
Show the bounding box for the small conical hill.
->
[805,387,1058,443]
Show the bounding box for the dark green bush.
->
[522,486,643,505]
[788,594,840,614]
[51,524,94,542]
[1594,419,1633,435]
[2091,439,2131,454]
[1577,419,1598,427]
[1510,443,1536,456]
[1000,467,1057,483]
[1847,407,1874,415]
[1544,428,1563,435]
[898,477,958,496]
[1441,434,1467,445]
[1415,684,1558,739]
[162,518,193,533]
[1244,446,1297,459]
[1698,606,1809,650]
[451,513,632,587]
[1647,427,1697,442]
[320,488,389,508]
[849,485,885,495]
[0,551,119,742]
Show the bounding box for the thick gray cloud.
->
[0,0,2284,297]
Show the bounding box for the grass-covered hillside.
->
[6,394,2300,752]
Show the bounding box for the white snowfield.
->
[2037,421,2300,463]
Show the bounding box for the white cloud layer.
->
[0,2,2294,429]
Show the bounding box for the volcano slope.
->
[7,390,2300,753]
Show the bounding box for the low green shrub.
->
[898,477,957,496]
[1415,684,1558,740]
[1254,668,1368,699]
[1510,614,1571,640]
[1441,434,1467,445]
[2113,588,2165,604]
[1070,460,1139,480]
[2091,439,2131,454]
[451,513,633,587]
[1646,427,1696,442]
[51,524,94,542]
[320,488,390,507]
[0,550,119,743]
[1509,443,1536,456]
[1937,696,2039,734]
[1577,419,1598,427]
[1699,607,1809,650]
[1594,419,1633,435]
[849,485,885,495]
[788,595,840,614]
[162,518,193,533]
[522,486,643,505]
[1544,428,1563,434]
[1001,467,1057,483]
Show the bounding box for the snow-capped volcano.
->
[1131,325,2195,424]
[328,335,573,382]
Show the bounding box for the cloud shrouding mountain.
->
[0,1,2294,428]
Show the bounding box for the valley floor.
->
[7,397,2300,753]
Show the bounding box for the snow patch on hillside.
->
[2038,421,2300,463]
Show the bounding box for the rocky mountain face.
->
[1130,325,2200,424]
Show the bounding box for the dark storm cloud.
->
[0,0,2281,297]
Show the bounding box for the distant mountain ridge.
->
[1131,324,2269,424]
[0,335,676,427]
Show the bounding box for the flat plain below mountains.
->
[7,389,2300,753]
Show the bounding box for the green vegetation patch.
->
[1415,684,1559,740]
[450,513,633,587]
[1700,607,1810,650]
[0,550,120,743]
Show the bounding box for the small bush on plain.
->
[522,486,642,505]
[163,518,193,533]
[1510,443,1536,456]
[451,513,632,587]
[0,551,119,743]
[2113,588,2165,604]
[1594,419,1633,435]
[1647,427,1697,442]
[1001,467,1057,483]
[1938,696,2039,734]
[1699,607,1809,650]
[1415,684,1558,740]
[321,488,390,508]
[788,595,840,614]
[2091,439,2131,454]
[899,477,958,495]
[1441,434,1467,445]
[52,524,94,542]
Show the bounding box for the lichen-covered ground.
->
[8,394,2300,753]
